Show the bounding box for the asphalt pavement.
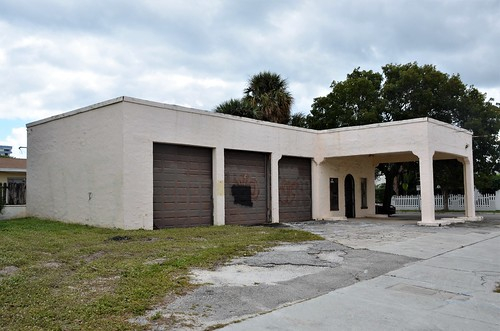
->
[136,213,500,330]
[223,214,500,331]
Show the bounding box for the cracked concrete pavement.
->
[134,213,500,330]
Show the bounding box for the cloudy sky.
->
[1,0,499,157]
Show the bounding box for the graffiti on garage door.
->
[279,179,312,205]
[231,174,260,207]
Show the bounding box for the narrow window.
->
[361,177,368,209]
[330,178,339,211]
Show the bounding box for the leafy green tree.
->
[375,183,386,203]
[378,63,473,207]
[475,173,500,194]
[381,63,465,123]
[455,89,500,181]
[289,112,308,128]
[382,63,500,186]
[216,72,294,125]
[377,163,403,210]
[433,159,464,211]
[309,68,384,129]
[308,62,500,209]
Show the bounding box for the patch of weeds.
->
[150,311,162,321]
[108,235,132,241]
[0,217,320,330]
[206,322,231,330]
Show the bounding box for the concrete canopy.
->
[26,97,477,229]
[316,118,476,225]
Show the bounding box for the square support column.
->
[311,158,323,220]
[212,147,225,226]
[270,153,282,223]
[416,150,437,225]
[463,157,477,219]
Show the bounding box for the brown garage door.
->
[224,150,270,225]
[279,156,312,222]
[153,143,213,228]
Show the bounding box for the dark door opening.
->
[345,174,355,218]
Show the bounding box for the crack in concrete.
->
[434,309,500,327]
[245,262,335,268]
[422,233,500,260]
[135,220,500,330]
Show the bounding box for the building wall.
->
[0,145,13,156]
[428,120,472,158]
[26,97,474,229]
[318,156,376,220]
[119,98,318,229]
[319,119,431,158]
[27,102,125,228]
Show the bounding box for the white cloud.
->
[0,0,499,127]
[480,87,500,104]
[0,127,27,158]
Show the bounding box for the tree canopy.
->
[214,64,499,196]
[309,68,384,129]
[215,71,294,125]
[307,62,500,196]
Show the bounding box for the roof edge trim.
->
[26,96,126,128]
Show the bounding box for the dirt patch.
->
[136,240,417,330]
[68,275,121,296]
[0,265,19,277]
[82,251,106,263]
[43,262,63,268]
[144,258,168,266]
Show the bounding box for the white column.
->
[270,153,282,223]
[462,157,476,218]
[311,157,324,220]
[212,147,225,226]
[496,190,500,211]
[415,150,436,225]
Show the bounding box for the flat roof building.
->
[0,145,12,156]
[26,96,478,229]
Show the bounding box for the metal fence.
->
[391,191,499,211]
[0,182,26,205]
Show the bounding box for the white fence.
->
[391,190,500,211]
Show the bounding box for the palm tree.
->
[243,71,294,124]
[214,98,256,119]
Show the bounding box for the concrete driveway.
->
[138,214,500,330]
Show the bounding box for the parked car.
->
[375,203,396,215]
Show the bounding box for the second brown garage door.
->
[279,156,312,222]
[224,150,270,225]
[153,143,213,228]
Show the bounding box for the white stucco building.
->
[26,96,478,229]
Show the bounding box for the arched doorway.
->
[345,174,356,218]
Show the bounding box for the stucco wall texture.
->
[26,96,475,229]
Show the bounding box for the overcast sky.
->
[1,0,499,158]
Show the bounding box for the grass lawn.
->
[0,218,321,330]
